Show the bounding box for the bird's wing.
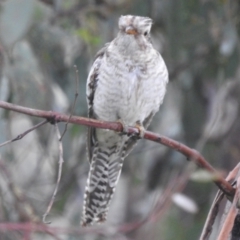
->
[86,44,109,163]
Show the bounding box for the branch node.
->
[47,116,57,125]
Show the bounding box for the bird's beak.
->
[125,26,138,35]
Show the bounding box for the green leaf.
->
[75,28,100,46]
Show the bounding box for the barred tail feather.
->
[81,146,124,226]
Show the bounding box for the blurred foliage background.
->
[0,0,240,239]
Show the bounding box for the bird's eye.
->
[144,31,148,36]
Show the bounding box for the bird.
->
[81,15,168,226]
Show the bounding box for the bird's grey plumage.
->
[82,15,168,226]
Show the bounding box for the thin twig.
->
[60,65,79,141]
[0,100,235,197]
[42,124,64,224]
[200,191,225,240]
[0,120,48,148]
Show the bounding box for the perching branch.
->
[0,100,235,197]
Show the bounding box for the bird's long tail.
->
[81,146,124,226]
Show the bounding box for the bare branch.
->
[0,100,235,197]
[0,120,48,148]
[200,163,240,240]
[216,168,240,240]
[42,124,64,224]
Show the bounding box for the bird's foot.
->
[134,122,145,139]
[117,120,145,139]
[117,119,129,135]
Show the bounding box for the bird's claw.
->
[118,120,145,139]
[117,119,129,135]
[135,123,145,139]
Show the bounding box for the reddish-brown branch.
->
[0,100,235,197]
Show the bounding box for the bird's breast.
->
[93,55,165,126]
[117,65,156,125]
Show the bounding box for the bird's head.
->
[118,15,153,37]
[116,15,153,53]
